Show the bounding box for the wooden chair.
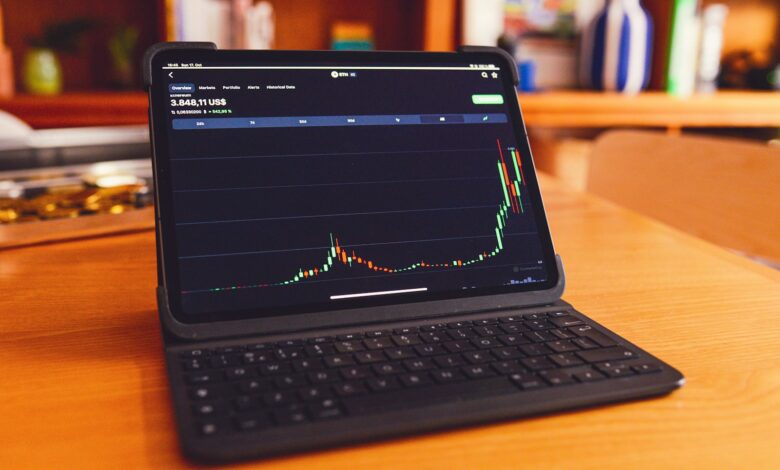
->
[586,130,780,265]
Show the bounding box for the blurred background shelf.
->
[519,91,780,132]
[4,90,780,131]
[0,92,147,128]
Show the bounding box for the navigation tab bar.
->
[172,113,508,130]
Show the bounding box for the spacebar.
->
[343,377,518,415]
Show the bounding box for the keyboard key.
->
[308,398,342,420]
[305,344,335,356]
[189,386,218,400]
[414,344,446,356]
[209,355,240,368]
[519,344,552,356]
[461,364,496,379]
[335,340,364,353]
[473,319,498,326]
[309,404,343,420]
[180,349,210,358]
[372,362,404,375]
[233,395,257,411]
[364,337,394,350]
[550,328,577,340]
[632,363,662,374]
[499,323,529,334]
[324,355,355,368]
[235,415,270,432]
[333,381,368,397]
[392,334,422,346]
[216,346,244,354]
[546,340,579,353]
[420,332,449,343]
[308,370,340,384]
[354,351,385,364]
[434,354,465,368]
[492,347,523,360]
[337,333,363,341]
[186,372,217,384]
[525,320,554,331]
[258,362,290,375]
[472,337,501,349]
[365,330,390,338]
[573,369,606,382]
[385,347,416,360]
[420,323,446,332]
[431,369,464,383]
[576,347,637,363]
[443,340,475,353]
[572,337,600,350]
[463,350,492,364]
[526,331,556,343]
[447,321,471,328]
[546,311,569,318]
[473,325,500,336]
[521,357,556,371]
[403,358,435,371]
[398,372,432,388]
[182,359,205,371]
[570,325,617,347]
[510,373,547,390]
[193,402,219,416]
[307,336,333,345]
[273,408,308,425]
[200,422,219,436]
[393,327,418,335]
[595,362,635,378]
[237,378,272,393]
[292,357,323,372]
[275,374,307,389]
[274,347,303,361]
[448,328,477,339]
[242,351,272,364]
[299,386,332,401]
[498,334,529,346]
[499,315,523,323]
[225,366,254,380]
[366,376,400,392]
[492,360,523,375]
[539,370,575,386]
[548,353,584,367]
[263,390,295,406]
[549,316,584,328]
[340,366,372,380]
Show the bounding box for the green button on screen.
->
[472,94,504,105]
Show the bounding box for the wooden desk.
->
[2,175,779,468]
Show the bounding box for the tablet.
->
[147,46,560,335]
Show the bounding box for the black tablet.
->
[146,46,562,337]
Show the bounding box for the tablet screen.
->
[150,50,558,322]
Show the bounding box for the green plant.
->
[108,24,140,88]
[28,18,96,53]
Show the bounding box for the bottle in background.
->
[696,4,728,94]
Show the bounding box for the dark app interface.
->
[162,60,550,317]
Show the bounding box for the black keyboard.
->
[175,310,663,437]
